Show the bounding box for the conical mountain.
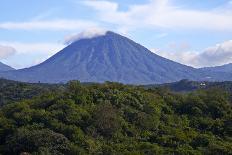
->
[0,31,229,84]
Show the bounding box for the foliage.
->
[0,79,64,107]
[0,80,231,154]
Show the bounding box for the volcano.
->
[0,31,230,84]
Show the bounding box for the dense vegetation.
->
[145,79,232,93]
[0,80,231,154]
[0,79,64,107]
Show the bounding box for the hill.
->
[0,78,64,106]
[145,79,232,93]
[200,63,232,73]
[0,80,231,154]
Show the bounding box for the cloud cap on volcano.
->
[64,28,107,45]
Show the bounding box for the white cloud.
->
[0,45,16,59]
[83,0,118,12]
[0,41,64,56]
[0,19,98,31]
[152,40,232,68]
[82,0,232,31]
[64,28,107,44]
[196,40,232,67]
[0,41,65,69]
[151,48,199,66]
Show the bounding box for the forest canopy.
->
[0,79,231,154]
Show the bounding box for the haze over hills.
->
[0,62,15,72]
[200,63,232,73]
[0,31,231,84]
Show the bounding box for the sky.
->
[0,0,232,69]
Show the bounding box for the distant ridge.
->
[199,63,232,73]
[0,31,231,84]
[145,79,232,93]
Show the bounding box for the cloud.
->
[83,0,118,12]
[0,19,98,31]
[151,48,199,66]
[0,41,64,56]
[0,41,65,69]
[0,41,65,68]
[82,0,232,32]
[64,28,107,44]
[0,45,16,59]
[196,40,232,67]
[152,40,232,68]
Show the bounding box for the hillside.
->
[0,62,14,72]
[0,78,64,106]
[145,79,232,93]
[0,80,231,154]
[200,63,232,73]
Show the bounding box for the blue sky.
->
[0,0,232,69]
